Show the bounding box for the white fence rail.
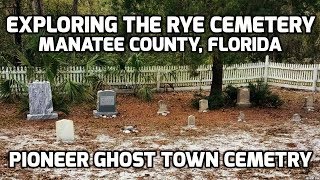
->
[1,56,320,92]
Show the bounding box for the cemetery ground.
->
[0,88,320,179]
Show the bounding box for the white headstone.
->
[157,100,169,115]
[199,99,209,112]
[292,113,301,123]
[188,115,196,127]
[236,88,251,108]
[304,96,314,111]
[27,81,58,120]
[93,90,118,118]
[238,111,245,122]
[56,119,75,142]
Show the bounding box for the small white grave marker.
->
[157,100,170,116]
[199,99,209,112]
[188,115,196,127]
[304,96,314,111]
[56,119,75,142]
[291,113,301,123]
[238,111,246,122]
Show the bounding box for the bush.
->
[207,91,225,110]
[191,83,283,110]
[224,85,238,106]
[191,91,206,109]
[191,90,224,110]
[248,82,283,108]
[137,86,153,102]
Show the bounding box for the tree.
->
[72,0,79,14]
[36,0,45,15]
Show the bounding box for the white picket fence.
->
[1,56,320,92]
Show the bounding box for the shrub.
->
[248,81,283,108]
[224,85,238,106]
[191,91,206,109]
[0,79,26,102]
[137,86,153,102]
[207,92,225,110]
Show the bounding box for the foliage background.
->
[0,0,319,67]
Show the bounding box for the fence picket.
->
[1,56,320,92]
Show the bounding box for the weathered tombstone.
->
[199,99,209,112]
[188,115,196,127]
[236,88,251,108]
[292,113,301,123]
[157,100,170,116]
[304,96,314,111]
[56,119,75,142]
[27,81,58,120]
[93,90,118,118]
[238,111,246,122]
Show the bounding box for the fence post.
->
[156,70,161,91]
[264,55,269,84]
[312,65,318,92]
[5,67,10,80]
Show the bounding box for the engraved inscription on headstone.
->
[94,90,118,118]
[27,81,58,120]
[100,96,114,106]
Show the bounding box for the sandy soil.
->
[0,88,319,179]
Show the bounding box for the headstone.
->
[188,115,196,127]
[236,88,251,108]
[93,90,118,118]
[56,119,74,142]
[199,99,209,112]
[27,81,58,120]
[304,96,314,111]
[157,100,170,115]
[292,113,301,123]
[238,111,246,122]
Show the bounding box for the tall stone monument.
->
[93,90,118,118]
[27,81,58,120]
[236,87,251,108]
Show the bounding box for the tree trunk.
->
[14,0,22,66]
[210,52,223,96]
[36,0,45,15]
[72,0,79,14]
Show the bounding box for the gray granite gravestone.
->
[93,90,118,118]
[27,81,58,120]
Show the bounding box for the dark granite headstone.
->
[93,90,118,117]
